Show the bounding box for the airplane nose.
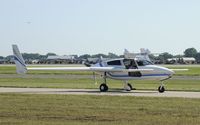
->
[168,69,175,76]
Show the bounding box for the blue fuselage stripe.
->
[142,74,169,76]
[107,73,169,77]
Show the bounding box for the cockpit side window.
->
[107,60,121,65]
[144,60,153,65]
[123,59,137,69]
[123,59,131,68]
[137,60,153,66]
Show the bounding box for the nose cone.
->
[156,66,175,77]
[167,69,175,76]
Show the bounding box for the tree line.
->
[0,47,200,63]
[149,48,200,63]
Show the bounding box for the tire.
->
[99,83,108,92]
[158,86,165,93]
[125,83,133,91]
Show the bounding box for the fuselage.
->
[92,58,174,81]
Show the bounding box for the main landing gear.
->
[99,83,108,92]
[99,73,134,92]
[99,72,109,92]
[124,81,133,91]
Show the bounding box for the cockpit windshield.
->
[136,60,153,66]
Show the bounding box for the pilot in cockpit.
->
[123,59,137,69]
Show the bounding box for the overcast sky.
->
[1,0,200,56]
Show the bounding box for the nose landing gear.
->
[158,86,165,93]
[158,81,165,93]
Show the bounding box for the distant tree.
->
[5,55,13,62]
[91,54,108,58]
[158,52,173,63]
[39,55,47,60]
[173,54,183,58]
[148,54,157,61]
[184,48,197,57]
[163,52,173,59]
[0,56,4,59]
[22,53,40,60]
[46,53,57,56]
[79,54,91,59]
[195,52,200,63]
[107,52,119,58]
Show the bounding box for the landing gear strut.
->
[158,81,165,93]
[124,81,133,91]
[99,72,109,92]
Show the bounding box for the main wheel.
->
[158,86,165,93]
[99,83,108,92]
[125,83,133,91]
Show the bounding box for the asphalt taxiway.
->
[0,87,200,99]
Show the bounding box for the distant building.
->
[167,58,179,64]
[167,57,196,64]
[0,59,5,64]
[31,60,39,64]
[86,58,99,64]
[181,57,196,64]
[47,55,75,64]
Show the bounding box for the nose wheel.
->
[158,81,165,93]
[158,86,165,93]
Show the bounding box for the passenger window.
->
[107,60,121,65]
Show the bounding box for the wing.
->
[27,67,153,72]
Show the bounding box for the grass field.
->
[0,78,200,91]
[0,65,200,125]
[0,94,200,125]
[164,65,200,76]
